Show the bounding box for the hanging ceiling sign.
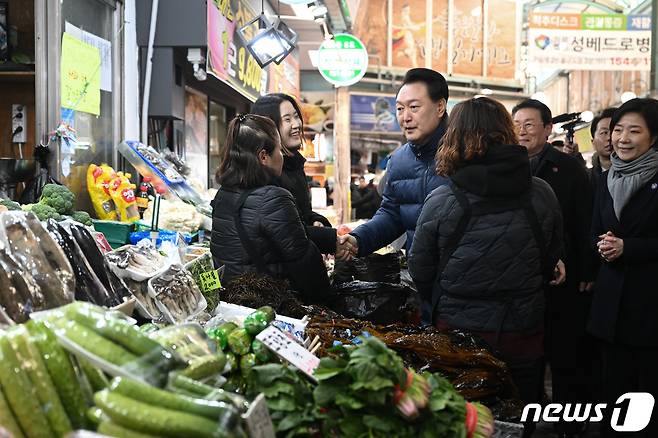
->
[528,12,652,71]
[317,34,368,87]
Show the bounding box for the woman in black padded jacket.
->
[210,114,329,303]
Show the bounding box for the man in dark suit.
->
[513,99,597,438]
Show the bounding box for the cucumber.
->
[0,384,25,438]
[49,319,138,366]
[65,302,168,357]
[257,306,276,323]
[98,420,162,438]
[181,353,226,380]
[227,329,251,356]
[86,406,105,427]
[110,376,238,421]
[169,374,215,397]
[94,390,220,438]
[26,320,89,429]
[0,333,55,438]
[7,326,72,437]
[79,357,110,392]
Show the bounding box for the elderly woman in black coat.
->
[210,114,329,303]
[589,98,658,437]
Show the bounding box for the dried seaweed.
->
[221,273,308,318]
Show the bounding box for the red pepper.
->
[465,402,478,438]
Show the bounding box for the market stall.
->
[0,182,524,437]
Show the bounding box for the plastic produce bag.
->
[327,280,417,324]
[87,164,119,220]
[333,252,401,284]
[18,168,61,205]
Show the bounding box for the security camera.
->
[187,48,207,81]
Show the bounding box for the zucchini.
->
[65,302,169,358]
[94,390,220,438]
[0,333,54,438]
[98,420,162,438]
[0,384,25,438]
[48,319,138,366]
[181,353,226,380]
[7,326,72,437]
[26,320,89,429]
[79,357,110,392]
[110,376,238,420]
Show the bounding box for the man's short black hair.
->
[398,68,449,103]
[590,107,617,137]
[512,99,553,126]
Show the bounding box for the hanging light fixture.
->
[238,0,297,68]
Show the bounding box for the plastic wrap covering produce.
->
[149,264,207,324]
[333,252,402,284]
[105,242,167,281]
[327,280,418,324]
[142,197,205,234]
[37,302,181,388]
[221,273,309,319]
[304,313,518,405]
[47,220,125,307]
[123,277,163,320]
[186,252,220,312]
[0,212,75,322]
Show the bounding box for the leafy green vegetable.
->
[70,211,93,226]
[40,184,75,215]
[0,199,21,211]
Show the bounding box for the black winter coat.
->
[409,144,563,334]
[588,171,658,346]
[532,145,595,284]
[210,185,330,303]
[278,151,336,254]
[352,185,381,219]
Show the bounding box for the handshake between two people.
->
[336,234,358,262]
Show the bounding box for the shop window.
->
[59,0,118,211]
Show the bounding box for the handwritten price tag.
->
[242,393,275,438]
[256,326,320,381]
[199,270,221,292]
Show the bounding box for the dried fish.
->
[106,245,165,275]
[25,213,76,296]
[3,215,71,307]
[151,264,203,322]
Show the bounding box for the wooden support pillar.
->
[333,86,351,224]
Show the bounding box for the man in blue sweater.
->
[340,68,450,257]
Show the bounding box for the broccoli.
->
[29,203,62,222]
[70,210,93,226]
[40,184,75,215]
[0,199,21,211]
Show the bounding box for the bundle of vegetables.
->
[20,184,91,225]
[313,337,495,438]
[92,376,245,438]
[0,321,90,438]
[43,301,181,387]
[221,273,307,319]
[187,253,220,311]
[246,363,319,438]
[205,306,277,392]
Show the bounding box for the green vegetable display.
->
[70,210,93,226]
[243,310,269,336]
[0,199,21,211]
[27,203,62,221]
[227,328,252,356]
[251,339,272,363]
[40,183,76,215]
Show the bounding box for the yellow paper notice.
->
[61,32,101,115]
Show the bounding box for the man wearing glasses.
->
[513,99,596,438]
